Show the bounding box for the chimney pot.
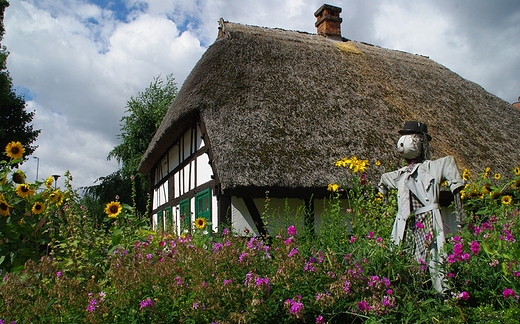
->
[314,4,342,40]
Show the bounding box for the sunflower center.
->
[21,186,29,192]
[35,204,42,210]
[110,205,119,213]
[0,203,7,210]
[10,147,20,154]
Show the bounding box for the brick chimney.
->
[314,4,342,40]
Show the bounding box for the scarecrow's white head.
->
[397,134,422,160]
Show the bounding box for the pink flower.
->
[461,253,470,261]
[453,243,464,256]
[56,271,62,278]
[357,300,371,312]
[470,241,480,255]
[287,225,297,236]
[316,315,325,324]
[366,231,374,239]
[416,222,424,229]
[454,291,470,301]
[503,288,516,299]
[349,236,358,243]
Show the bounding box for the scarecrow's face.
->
[397,135,422,160]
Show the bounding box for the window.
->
[195,188,211,223]
[156,210,164,231]
[164,206,173,231]
[179,199,191,233]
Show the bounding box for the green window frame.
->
[179,199,191,233]
[164,206,173,230]
[156,210,164,231]
[195,188,211,224]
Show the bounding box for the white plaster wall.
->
[168,144,179,172]
[196,125,205,150]
[231,197,259,236]
[196,154,212,186]
[212,194,218,232]
[183,131,191,159]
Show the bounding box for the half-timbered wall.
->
[151,123,217,234]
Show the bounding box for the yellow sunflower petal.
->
[105,201,122,218]
[5,141,25,159]
[195,217,207,230]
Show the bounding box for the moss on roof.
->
[139,20,520,193]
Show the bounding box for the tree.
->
[108,73,178,176]
[83,74,177,218]
[0,0,40,160]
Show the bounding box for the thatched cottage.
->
[138,4,520,235]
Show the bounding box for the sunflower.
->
[31,202,45,214]
[514,167,520,176]
[462,169,471,181]
[327,183,339,192]
[501,195,512,205]
[49,190,60,203]
[494,173,501,180]
[15,183,35,198]
[0,200,12,216]
[45,176,54,189]
[105,201,122,218]
[5,141,24,159]
[12,170,26,184]
[195,217,207,230]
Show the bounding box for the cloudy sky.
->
[4,0,520,189]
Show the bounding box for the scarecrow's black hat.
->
[398,121,432,141]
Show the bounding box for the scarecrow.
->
[378,121,466,293]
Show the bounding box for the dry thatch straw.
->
[139,20,520,197]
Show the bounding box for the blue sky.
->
[3,0,520,189]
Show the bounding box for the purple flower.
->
[416,222,424,229]
[316,315,325,324]
[366,231,374,239]
[343,280,351,293]
[213,242,223,252]
[287,225,297,236]
[284,237,293,245]
[288,248,299,257]
[304,262,315,272]
[285,298,303,315]
[461,253,470,261]
[349,236,358,243]
[222,228,230,236]
[223,279,233,285]
[503,288,516,299]
[86,299,97,312]
[239,252,247,263]
[357,300,371,312]
[139,297,154,309]
[56,271,62,278]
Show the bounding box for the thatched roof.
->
[139,20,520,196]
